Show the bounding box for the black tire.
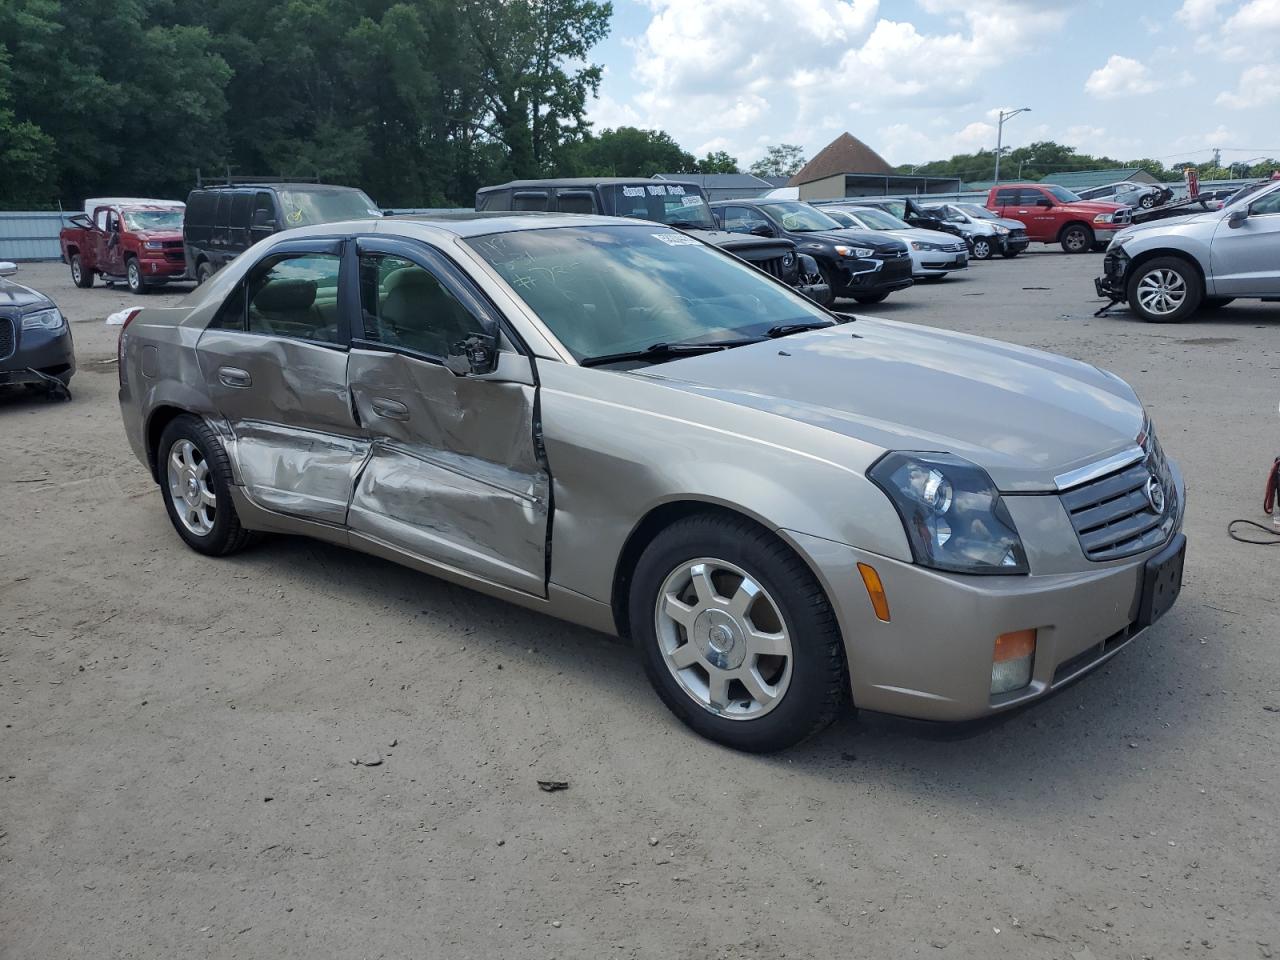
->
[852,291,889,304]
[1140,193,1156,208]
[70,253,94,288]
[628,513,847,752]
[126,257,147,295]
[1202,297,1234,310]
[971,236,994,260]
[157,414,257,556]
[1125,255,1203,323]
[196,260,215,285]
[1060,223,1094,254]
[1001,248,1020,259]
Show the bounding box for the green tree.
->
[564,127,696,177]
[0,46,56,208]
[695,151,739,174]
[749,143,806,178]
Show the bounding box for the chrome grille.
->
[946,242,967,253]
[1060,429,1177,562]
[0,317,13,360]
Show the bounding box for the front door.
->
[1211,189,1280,296]
[195,238,368,525]
[345,237,550,596]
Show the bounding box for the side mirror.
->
[1227,208,1249,229]
[252,210,277,230]
[445,333,498,377]
[750,223,776,238]
[0,261,17,277]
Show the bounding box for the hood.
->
[1113,208,1221,242]
[133,229,183,241]
[634,318,1144,491]
[890,227,962,245]
[993,217,1026,231]
[1065,199,1128,215]
[797,229,907,253]
[0,278,54,311]
[693,230,792,254]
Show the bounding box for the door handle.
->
[1017,209,1029,214]
[217,366,252,388]
[371,397,409,421]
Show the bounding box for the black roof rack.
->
[195,167,322,188]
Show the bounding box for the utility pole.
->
[1212,147,1221,169]
[993,107,1031,183]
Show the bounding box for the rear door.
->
[1211,188,1280,295]
[990,187,1019,221]
[195,238,367,525]
[345,236,549,596]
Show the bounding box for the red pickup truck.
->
[59,200,189,294]
[986,183,1131,254]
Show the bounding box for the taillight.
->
[117,308,143,386]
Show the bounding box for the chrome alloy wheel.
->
[654,558,793,720]
[167,438,216,536]
[1136,268,1187,316]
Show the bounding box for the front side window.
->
[719,205,771,233]
[245,253,343,343]
[1250,189,1280,215]
[466,225,830,364]
[357,254,486,359]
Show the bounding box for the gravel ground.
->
[1,252,1277,959]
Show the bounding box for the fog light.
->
[991,629,1036,694]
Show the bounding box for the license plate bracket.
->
[1136,533,1186,628]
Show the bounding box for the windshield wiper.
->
[580,338,764,368]
[766,320,835,337]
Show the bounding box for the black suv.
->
[184,181,381,283]
[709,199,913,304]
[475,178,831,305]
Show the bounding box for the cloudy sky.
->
[586,0,1280,170]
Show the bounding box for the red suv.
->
[986,183,1130,254]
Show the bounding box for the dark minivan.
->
[183,181,381,283]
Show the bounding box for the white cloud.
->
[1084,55,1161,99]
[1223,0,1280,33]
[591,0,1072,165]
[1175,0,1226,29]
[1216,62,1280,107]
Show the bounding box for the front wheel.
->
[158,415,257,556]
[1140,194,1157,208]
[971,236,994,260]
[1061,224,1094,254]
[1126,256,1202,323]
[70,254,94,288]
[126,258,146,295]
[852,291,889,304]
[629,514,847,752]
[196,260,215,285]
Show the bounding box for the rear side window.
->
[231,192,253,229]
[556,191,596,214]
[477,191,510,211]
[245,253,343,344]
[214,193,231,229]
[512,191,549,212]
[994,189,1018,205]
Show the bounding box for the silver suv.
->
[1096,179,1280,322]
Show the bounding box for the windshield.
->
[824,209,859,227]
[603,183,717,230]
[122,208,183,231]
[1045,185,1083,203]
[757,202,841,232]
[839,207,908,230]
[276,188,381,227]
[956,203,997,220]
[466,225,830,364]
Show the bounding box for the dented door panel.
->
[347,348,549,595]
[196,329,368,525]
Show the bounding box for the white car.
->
[823,205,968,279]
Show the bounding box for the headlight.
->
[782,251,795,267]
[1094,213,1114,224]
[994,225,1009,235]
[869,452,1029,575]
[21,307,64,331]
[834,245,875,258]
[144,240,164,250]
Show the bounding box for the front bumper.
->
[0,319,76,386]
[916,252,968,275]
[1094,247,1130,301]
[136,254,190,283]
[837,255,914,295]
[794,279,832,304]
[1000,235,1029,254]
[781,467,1186,722]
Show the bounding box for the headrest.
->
[254,278,316,312]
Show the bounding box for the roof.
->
[192,182,365,192]
[652,173,772,189]
[383,212,653,237]
[788,133,894,185]
[1037,168,1157,189]
[478,177,701,192]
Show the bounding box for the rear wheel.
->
[852,291,889,304]
[1060,223,1094,254]
[70,254,94,288]
[1126,256,1202,323]
[629,514,846,752]
[158,415,257,556]
[971,236,994,260]
[196,260,215,285]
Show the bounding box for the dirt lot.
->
[2,252,1277,959]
